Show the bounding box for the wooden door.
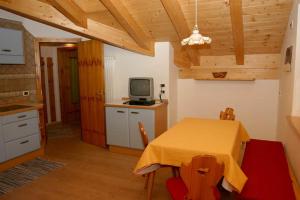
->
[78,40,106,147]
[57,48,80,123]
[46,57,56,122]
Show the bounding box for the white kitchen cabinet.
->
[0,120,6,163]
[105,102,167,151]
[2,110,38,124]
[0,28,25,64]
[0,110,40,162]
[128,109,154,149]
[106,107,130,147]
[3,117,39,142]
[5,134,40,160]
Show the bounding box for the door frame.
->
[34,38,81,103]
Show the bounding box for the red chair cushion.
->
[166,177,188,200]
[212,186,221,200]
[239,139,296,200]
[166,177,221,200]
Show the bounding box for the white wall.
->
[292,3,300,116]
[277,1,300,182]
[177,79,279,140]
[104,42,170,101]
[168,44,178,126]
[40,46,61,123]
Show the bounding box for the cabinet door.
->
[2,117,39,142]
[0,118,6,163]
[106,107,130,147]
[0,28,24,56]
[5,134,40,161]
[129,109,155,149]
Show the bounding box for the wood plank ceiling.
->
[0,0,293,67]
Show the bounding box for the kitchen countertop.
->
[105,100,168,110]
[0,102,43,116]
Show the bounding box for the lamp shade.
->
[181,25,212,46]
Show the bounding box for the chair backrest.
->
[180,155,224,200]
[138,122,149,148]
[220,107,235,120]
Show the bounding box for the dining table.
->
[134,117,250,200]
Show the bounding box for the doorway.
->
[35,39,106,147]
[39,43,81,139]
[57,47,80,124]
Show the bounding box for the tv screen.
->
[130,79,150,96]
[129,77,154,101]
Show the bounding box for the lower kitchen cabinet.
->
[128,108,154,149]
[105,102,167,150]
[0,127,5,163]
[106,107,130,147]
[0,110,41,163]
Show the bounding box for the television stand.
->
[128,100,155,106]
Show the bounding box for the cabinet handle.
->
[1,49,12,52]
[131,112,139,114]
[18,123,28,127]
[20,140,29,144]
[17,115,27,119]
[117,110,125,113]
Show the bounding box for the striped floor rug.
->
[0,157,64,196]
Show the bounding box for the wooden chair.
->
[138,122,149,148]
[166,155,224,200]
[220,107,235,120]
[138,122,179,189]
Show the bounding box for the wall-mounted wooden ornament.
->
[284,46,293,72]
[212,72,227,78]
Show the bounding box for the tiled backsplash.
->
[0,18,36,103]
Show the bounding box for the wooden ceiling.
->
[0,0,293,67]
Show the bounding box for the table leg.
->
[144,174,149,189]
[147,171,156,200]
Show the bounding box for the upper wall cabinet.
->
[0,28,25,64]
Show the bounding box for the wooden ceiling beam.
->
[100,0,154,51]
[47,0,87,28]
[160,0,200,67]
[160,0,190,37]
[171,42,192,68]
[229,0,244,65]
[0,0,154,56]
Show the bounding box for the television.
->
[129,77,154,101]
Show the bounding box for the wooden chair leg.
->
[171,167,179,177]
[144,174,149,189]
[171,167,176,177]
[147,171,155,200]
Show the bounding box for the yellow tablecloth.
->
[134,118,250,193]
